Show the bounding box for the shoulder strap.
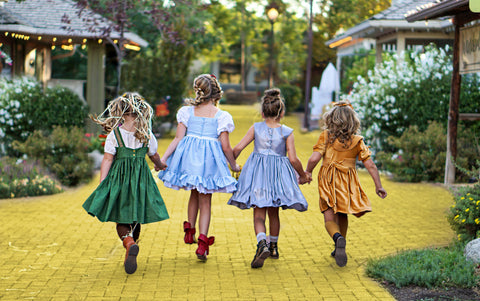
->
[113,128,125,148]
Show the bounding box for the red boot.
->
[196,234,215,261]
[123,236,139,274]
[184,221,196,244]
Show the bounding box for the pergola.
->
[407,0,480,185]
[0,0,147,131]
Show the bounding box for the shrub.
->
[348,45,480,153]
[13,126,93,186]
[366,243,480,289]
[377,122,446,182]
[0,157,63,198]
[377,122,478,183]
[0,78,88,156]
[84,133,107,153]
[278,84,302,113]
[448,183,480,242]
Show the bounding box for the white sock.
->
[256,232,267,243]
[269,236,278,243]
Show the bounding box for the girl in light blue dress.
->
[228,88,309,268]
[158,74,240,261]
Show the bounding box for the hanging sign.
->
[460,24,480,74]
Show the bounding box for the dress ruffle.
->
[158,135,237,193]
[228,152,308,211]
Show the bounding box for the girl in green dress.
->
[83,92,169,274]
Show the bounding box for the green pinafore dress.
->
[83,128,169,224]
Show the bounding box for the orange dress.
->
[313,131,372,217]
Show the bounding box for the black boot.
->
[251,239,270,268]
[269,242,279,259]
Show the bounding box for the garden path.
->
[0,105,455,300]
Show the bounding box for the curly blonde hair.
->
[261,88,285,119]
[323,100,360,148]
[186,74,223,106]
[90,92,153,144]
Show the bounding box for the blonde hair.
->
[186,74,223,106]
[323,100,360,148]
[90,92,153,144]
[261,88,285,119]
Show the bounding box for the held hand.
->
[231,163,241,173]
[305,171,313,184]
[155,160,167,171]
[298,174,308,185]
[376,187,387,199]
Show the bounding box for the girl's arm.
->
[100,153,115,183]
[161,123,187,164]
[149,153,166,171]
[232,125,255,159]
[306,152,322,174]
[363,158,387,198]
[286,134,308,184]
[219,131,240,172]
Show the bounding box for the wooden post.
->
[86,40,105,133]
[445,17,462,185]
[375,42,383,65]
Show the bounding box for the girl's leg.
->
[251,207,270,268]
[188,190,200,226]
[253,207,267,236]
[196,193,214,260]
[267,207,280,259]
[323,208,347,267]
[337,213,348,238]
[184,190,199,244]
[267,207,280,237]
[116,223,139,274]
[198,193,212,236]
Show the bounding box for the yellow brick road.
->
[0,105,454,300]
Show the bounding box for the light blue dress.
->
[228,122,308,211]
[158,106,237,194]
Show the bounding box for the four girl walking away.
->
[158,74,240,261]
[228,88,309,269]
[82,86,387,272]
[82,92,169,274]
[306,101,387,267]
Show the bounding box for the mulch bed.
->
[383,282,480,301]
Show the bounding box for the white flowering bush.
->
[0,77,88,156]
[347,45,480,182]
[348,45,455,151]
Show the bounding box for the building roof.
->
[406,0,471,22]
[326,0,452,48]
[0,0,147,47]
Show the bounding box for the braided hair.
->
[186,74,224,106]
[261,88,285,120]
[90,92,153,144]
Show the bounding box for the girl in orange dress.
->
[305,101,387,267]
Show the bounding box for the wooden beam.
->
[459,113,480,120]
[86,41,105,133]
[445,17,462,185]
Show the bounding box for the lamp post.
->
[303,0,313,131]
[267,6,279,89]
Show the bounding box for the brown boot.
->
[123,236,139,274]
